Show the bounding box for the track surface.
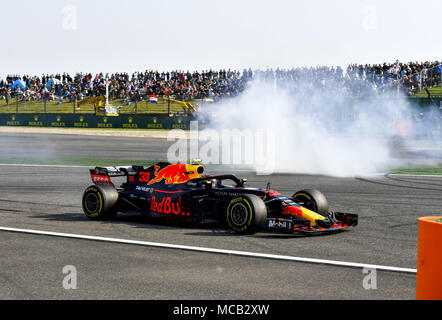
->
[1,132,441,299]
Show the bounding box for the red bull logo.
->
[150,196,182,214]
[282,206,303,218]
[147,164,204,185]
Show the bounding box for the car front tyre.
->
[226,194,267,234]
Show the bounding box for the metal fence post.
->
[168,95,170,114]
[420,70,423,92]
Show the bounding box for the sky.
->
[0,0,440,77]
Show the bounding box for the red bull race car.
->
[82,162,358,235]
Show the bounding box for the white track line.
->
[0,163,88,168]
[1,164,441,177]
[0,226,416,274]
[388,173,442,178]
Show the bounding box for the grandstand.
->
[0,60,440,114]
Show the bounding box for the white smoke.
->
[203,77,413,177]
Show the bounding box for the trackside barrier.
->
[416,216,442,300]
[0,114,211,130]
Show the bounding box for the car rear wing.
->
[89,165,145,187]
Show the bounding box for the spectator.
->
[0,61,440,104]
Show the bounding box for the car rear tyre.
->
[82,185,119,220]
[226,194,267,234]
[292,189,328,216]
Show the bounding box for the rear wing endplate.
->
[89,166,144,187]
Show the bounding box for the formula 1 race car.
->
[81,161,358,235]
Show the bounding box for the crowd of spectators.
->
[346,60,441,96]
[0,69,247,105]
[0,61,440,105]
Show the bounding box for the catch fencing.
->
[0,95,205,115]
[400,65,442,95]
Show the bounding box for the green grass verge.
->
[0,156,159,167]
[389,166,442,175]
[412,85,442,97]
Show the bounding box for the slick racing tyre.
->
[82,185,119,220]
[292,189,328,216]
[226,194,267,234]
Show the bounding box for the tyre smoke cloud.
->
[0,132,57,160]
[203,78,425,177]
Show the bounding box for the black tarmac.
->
[1,132,440,299]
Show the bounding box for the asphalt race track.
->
[1,132,441,299]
